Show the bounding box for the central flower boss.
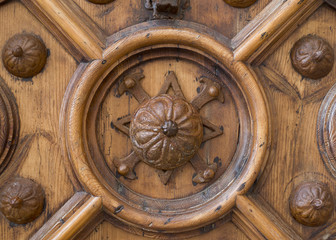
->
[130,94,203,170]
[112,71,224,184]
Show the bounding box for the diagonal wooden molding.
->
[21,0,106,61]
[325,0,336,9]
[30,192,103,240]
[233,0,324,64]
[233,195,302,240]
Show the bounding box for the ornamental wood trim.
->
[235,195,302,240]
[21,0,106,61]
[30,192,100,240]
[233,0,324,63]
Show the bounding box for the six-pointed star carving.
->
[112,71,224,185]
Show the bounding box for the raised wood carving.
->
[289,182,334,227]
[130,94,203,170]
[290,35,334,79]
[0,177,44,224]
[114,71,222,184]
[2,33,47,78]
[60,22,268,234]
[224,0,257,8]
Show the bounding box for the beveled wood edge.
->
[30,192,91,240]
[233,0,324,64]
[30,192,103,240]
[20,0,106,61]
[233,195,302,240]
[325,0,336,9]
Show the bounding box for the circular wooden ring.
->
[317,83,336,178]
[61,23,268,232]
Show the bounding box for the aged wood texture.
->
[255,4,336,239]
[73,0,272,39]
[60,21,268,234]
[233,0,324,63]
[0,1,77,239]
[21,0,106,61]
[0,0,334,239]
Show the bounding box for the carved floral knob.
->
[224,0,257,8]
[291,35,334,79]
[2,33,47,78]
[130,94,203,170]
[289,182,334,227]
[0,177,45,224]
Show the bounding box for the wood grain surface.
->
[0,0,334,239]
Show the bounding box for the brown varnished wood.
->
[0,0,335,239]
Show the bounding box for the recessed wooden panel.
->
[0,1,77,239]
[255,4,336,239]
[84,220,249,240]
[72,0,272,39]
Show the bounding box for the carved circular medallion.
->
[2,33,47,78]
[0,177,45,224]
[291,35,334,80]
[130,94,203,170]
[289,182,334,227]
[60,21,268,234]
[223,0,257,8]
[87,0,114,4]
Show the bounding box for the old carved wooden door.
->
[0,0,335,239]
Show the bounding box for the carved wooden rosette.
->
[60,21,268,234]
[224,0,257,8]
[289,182,334,227]
[290,35,334,80]
[130,94,203,170]
[0,177,45,224]
[0,79,20,175]
[2,33,47,78]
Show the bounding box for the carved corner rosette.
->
[291,35,334,80]
[0,177,45,224]
[60,22,268,234]
[289,181,334,227]
[2,33,47,78]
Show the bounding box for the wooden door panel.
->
[0,1,335,239]
[0,1,77,239]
